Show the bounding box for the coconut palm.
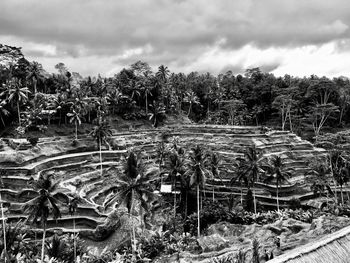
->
[165,150,186,222]
[68,194,80,263]
[0,170,7,262]
[230,159,248,206]
[330,150,349,205]
[0,78,30,126]
[236,146,264,214]
[26,61,45,95]
[184,91,200,117]
[105,151,159,256]
[262,156,291,212]
[67,109,82,140]
[21,174,68,263]
[89,119,112,175]
[185,145,211,237]
[156,65,170,83]
[209,152,221,202]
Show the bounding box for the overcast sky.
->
[1,0,350,77]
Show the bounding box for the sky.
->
[1,0,350,78]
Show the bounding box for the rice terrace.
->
[2,1,350,262]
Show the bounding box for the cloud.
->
[1,0,350,76]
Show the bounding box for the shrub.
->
[289,197,302,210]
[27,136,39,146]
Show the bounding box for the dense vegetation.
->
[1,45,350,140]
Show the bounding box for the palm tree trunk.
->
[240,182,243,205]
[173,179,176,230]
[341,185,344,205]
[188,102,192,117]
[197,184,200,238]
[17,101,21,126]
[99,139,103,176]
[212,186,215,202]
[145,93,148,115]
[253,187,257,214]
[75,122,78,140]
[276,184,280,212]
[0,193,7,263]
[41,224,46,263]
[73,218,76,263]
[0,114,5,127]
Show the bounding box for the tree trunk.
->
[173,179,176,230]
[240,182,243,205]
[0,193,7,263]
[212,186,215,202]
[73,218,76,263]
[99,139,103,176]
[41,224,46,263]
[17,101,21,126]
[75,122,78,140]
[0,114,5,127]
[341,185,344,205]
[276,184,280,213]
[253,186,257,214]
[197,184,200,238]
[145,93,148,116]
[188,102,192,117]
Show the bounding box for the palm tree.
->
[0,170,7,262]
[105,152,159,256]
[306,161,333,206]
[21,174,67,263]
[330,150,349,205]
[185,145,211,238]
[236,146,264,214]
[262,156,291,212]
[68,194,80,263]
[209,152,221,201]
[142,84,153,116]
[26,61,44,96]
[165,150,186,223]
[89,119,112,175]
[156,65,170,83]
[67,109,82,140]
[0,78,30,126]
[230,159,248,206]
[185,91,200,117]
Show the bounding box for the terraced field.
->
[0,125,330,237]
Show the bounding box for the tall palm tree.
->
[236,146,264,214]
[330,150,349,205]
[67,109,82,140]
[156,65,170,83]
[262,156,291,212]
[21,174,67,263]
[0,170,7,262]
[68,194,80,263]
[230,159,248,206]
[89,119,112,175]
[105,152,159,256]
[0,78,30,126]
[26,61,44,96]
[185,91,200,117]
[165,150,186,222]
[185,145,211,238]
[306,161,333,206]
[209,152,221,202]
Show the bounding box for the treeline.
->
[1,57,350,139]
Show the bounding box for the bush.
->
[27,136,39,146]
[289,197,302,210]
